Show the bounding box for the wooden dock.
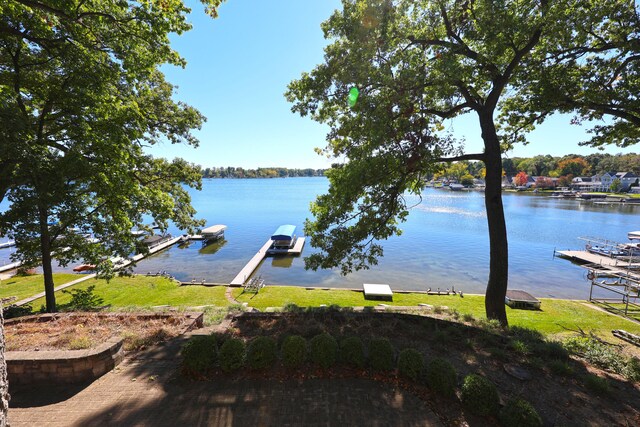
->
[230,239,274,286]
[556,249,640,280]
[556,250,640,269]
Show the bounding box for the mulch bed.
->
[5,312,195,352]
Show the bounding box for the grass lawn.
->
[232,286,640,337]
[0,273,78,302]
[27,275,229,309]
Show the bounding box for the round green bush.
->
[397,348,424,381]
[369,338,395,371]
[340,337,365,368]
[310,333,338,369]
[246,336,277,370]
[426,358,457,397]
[219,338,245,373]
[499,398,542,427]
[181,335,217,375]
[282,335,307,368]
[461,374,499,416]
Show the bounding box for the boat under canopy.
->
[271,225,296,242]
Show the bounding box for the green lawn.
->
[0,273,78,302]
[233,286,640,337]
[10,275,640,339]
[27,275,229,309]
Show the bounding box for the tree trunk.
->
[38,205,56,313]
[0,306,9,427]
[479,111,509,326]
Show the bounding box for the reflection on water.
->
[198,239,227,255]
[3,178,640,300]
[271,255,294,268]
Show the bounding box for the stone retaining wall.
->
[5,311,203,385]
[6,337,123,385]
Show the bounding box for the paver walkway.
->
[8,331,441,427]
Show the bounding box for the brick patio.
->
[8,334,442,426]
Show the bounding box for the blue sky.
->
[148,0,637,169]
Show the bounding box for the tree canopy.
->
[287,0,639,325]
[0,0,224,312]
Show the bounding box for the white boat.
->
[628,231,640,240]
[449,183,464,191]
[0,240,15,249]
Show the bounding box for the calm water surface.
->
[2,177,639,299]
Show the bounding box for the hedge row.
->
[181,333,542,426]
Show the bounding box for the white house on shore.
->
[571,172,639,192]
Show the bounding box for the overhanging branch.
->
[438,153,486,162]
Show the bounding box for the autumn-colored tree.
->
[535,176,555,189]
[557,157,590,177]
[514,172,530,187]
[557,175,574,188]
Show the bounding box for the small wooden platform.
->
[363,283,393,301]
[505,290,541,310]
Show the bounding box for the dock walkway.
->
[556,249,640,279]
[230,239,273,286]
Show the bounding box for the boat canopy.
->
[271,225,296,241]
[629,231,640,241]
[202,225,227,235]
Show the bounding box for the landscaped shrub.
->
[282,335,307,368]
[536,339,569,361]
[182,335,217,375]
[624,356,640,382]
[2,304,33,319]
[564,336,637,380]
[426,358,457,397]
[340,337,365,368]
[61,285,104,310]
[461,374,499,416]
[310,333,338,369]
[246,336,277,370]
[397,348,424,381]
[499,398,543,427]
[219,338,245,373]
[368,338,394,371]
[283,303,303,313]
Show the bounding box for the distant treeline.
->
[500,152,640,177]
[201,167,327,178]
[437,152,640,181]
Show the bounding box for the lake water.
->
[2,177,639,299]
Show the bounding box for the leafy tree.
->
[502,0,639,149]
[286,0,570,325]
[610,178,622,193]
[557,175,574,188]
[556,157,590,177]
[460,174,475,187]
[514,171,530,187]
[445,162,470,182]
[535,176,555,190]
[0,0,224,312]
[502,158,518,176]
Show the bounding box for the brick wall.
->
[6,337,123,385]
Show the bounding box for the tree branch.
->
[438,153,486,162]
